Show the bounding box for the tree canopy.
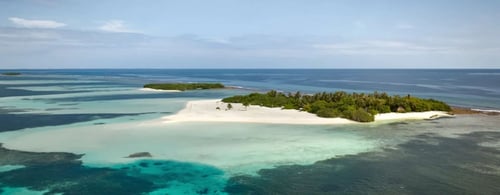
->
[143,83,224,91]
[222,90,451,122]
[1,72,21,76]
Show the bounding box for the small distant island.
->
[143,83,225,91]
[222,90,451,122]
[1,72,21,76]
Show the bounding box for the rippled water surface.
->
[0,69,499,194]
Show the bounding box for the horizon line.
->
[1,67,500,70]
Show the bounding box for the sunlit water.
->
[0,69,499,194]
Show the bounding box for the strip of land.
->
[139,88,181,92]
[162,99,450,125]
[451,107,500,115]
[1,72,21,76]
[143,83,225,91]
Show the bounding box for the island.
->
[143,83,225,91]
[1,72,21,76]
[162,90,452,124]
[222,90,450,122]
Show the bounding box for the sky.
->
[1,0,500,69]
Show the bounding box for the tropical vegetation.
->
[144,83,225,91]
[1,72,21,76]
[222,90,451,122]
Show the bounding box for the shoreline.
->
[139,88,181,92]
[162,99,452,125]
[451,106,500,115]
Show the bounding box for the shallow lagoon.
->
[1,70,499,194]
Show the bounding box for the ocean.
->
[0,69,499,194]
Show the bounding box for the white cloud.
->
[8,17,66,28]
[99,20,137,33]
[313,40,453,55]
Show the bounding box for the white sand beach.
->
[162,99,451,124]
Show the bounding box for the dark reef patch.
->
[58,103,79,106]
[0,144,226,194]
[0,86,86,98]
[43,90,227,102]
[0,107,30,114]
[0,112,154,132]
[114,159,226,194]
[0,144,154,195]
[0,143,82,166]
[225,131,500,194]
[126,152,153,158]
[44,107,78,111]
[0,81,101,97]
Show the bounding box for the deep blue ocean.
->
[1,69,499,194]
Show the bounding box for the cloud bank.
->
[1,27,499,69]
[8,17,66,29]
[99,20,137,33]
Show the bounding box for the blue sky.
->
[1,0,499,68]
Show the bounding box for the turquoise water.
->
[0,69,499,194]
[113,160,227,195]
[1,187,48,195]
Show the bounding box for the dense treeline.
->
[144,83,224,91]
[1,72,21,76]
[222,90,451,122]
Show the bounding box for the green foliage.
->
[143,83,224,91]
[282,103,297,110]
[316,108,339,118]
[1,72,21,76]
[222,90,451,122]
[348,108,375,122]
